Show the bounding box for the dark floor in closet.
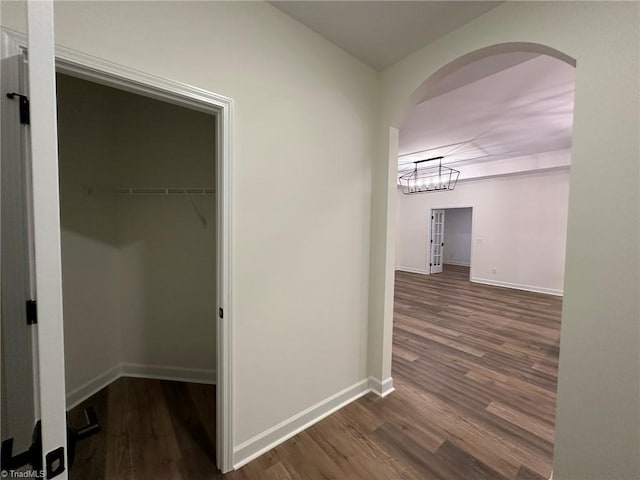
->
[68,377,217,480]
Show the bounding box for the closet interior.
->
[56,73,218,478]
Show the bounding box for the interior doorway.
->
[428,207,472,276]
[1,26,234,475]
[56,72,219,478]
[390,47,575,479]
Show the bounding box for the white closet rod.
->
[86,187,216,196]
[84,187,213,227]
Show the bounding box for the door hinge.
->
[441,242,444,247]
[6,92,30,125]
[219,308,224,319]
[26,300,37,325]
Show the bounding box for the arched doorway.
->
[368,9,640,474]
[390,44,576,479]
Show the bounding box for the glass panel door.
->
[430,209,445,274]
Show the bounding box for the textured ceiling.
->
[269,1,501,70]
[398,54,576,174]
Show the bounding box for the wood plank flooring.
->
[68,377,217,480]
[70,265,561,479]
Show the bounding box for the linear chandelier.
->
[399,156,460,194]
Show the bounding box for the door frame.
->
[427,204,475,278]
[1,28,236,473]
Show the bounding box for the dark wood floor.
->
[69,377,217,480]
[71,265,562,479]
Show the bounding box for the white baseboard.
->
[120,363,216,385]
[65,363,216,410]
[233,377,379,469]
[368,376,395,398]
[69,368,396,472]
[396,266,429,275]
[443,261,470,267]
[471,277,563,296]
[66,364,121,410]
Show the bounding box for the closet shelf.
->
[87,187,216,196]
[84,186,214,227]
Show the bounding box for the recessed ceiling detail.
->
[399,54,576,180]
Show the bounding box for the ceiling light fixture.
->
[399,156,460,194]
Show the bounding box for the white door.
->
[1,41,38,460]
[430,209,445,274]
[1,2,69,478]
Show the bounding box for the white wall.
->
[57,74,122,395]
[113,89,217,372]
[396,169,570,295]
[442,208,471,267]
[1,0,378,462]
[372,3,640,478]
[57,74,217,394]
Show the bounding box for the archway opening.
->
[390,43,576,479]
